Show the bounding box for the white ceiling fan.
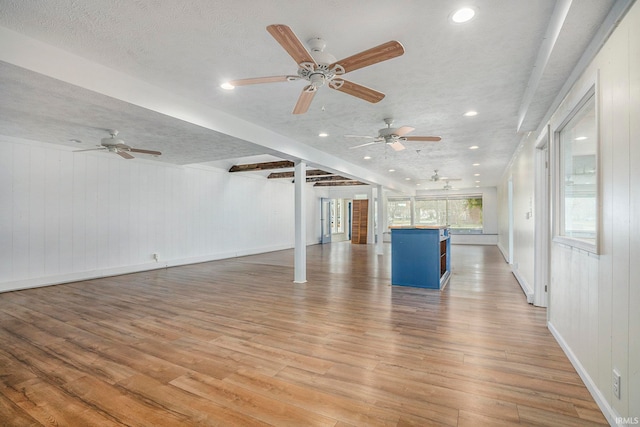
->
[429,169,460,182]
[223,24,405,114]
[75,130,161,160]
[443,180,456,190]
[347,118,441,151]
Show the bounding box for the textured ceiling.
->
[0,0,619,192]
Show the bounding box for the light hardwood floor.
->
[0,243,607,426]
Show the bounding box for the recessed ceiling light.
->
[405,177,411,181]
[469,145,479,150]
[451,7,476,23]
[475,180,481,183]
[575,136,588,140]
[474,173,480,176]
[363,156,371,160]
[473,163,480,166]
[464,110,478,117]
[318,132,328,137]
[389,169,396,172]
[220,82,235,90]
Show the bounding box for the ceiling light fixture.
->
[451,7,476,23]
[464,110,478,117]
[220,82,235,90]
[363,156,371,160]
[473,163,480,166]
[318,132,328,137]
[389,169,396,172]
[474,173,480,176]
[469,145,479,150]
[405,177,411,181]
[575,136,588,140]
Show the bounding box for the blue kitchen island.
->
[391,226,451,289]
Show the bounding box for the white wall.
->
[0,136,324,292]
[497,137,537,300]
[498,2,640,422]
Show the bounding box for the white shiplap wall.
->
[0,136,322,292]
[499,2,640,422]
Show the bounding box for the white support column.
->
[294,161,307,283]
[376,185,384,255]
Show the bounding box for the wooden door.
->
[351,200,368,244]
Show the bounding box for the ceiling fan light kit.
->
[347,118,441,151]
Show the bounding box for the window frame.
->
[386,197,413,228]
[552,80,599,254]
[414,194,484,234]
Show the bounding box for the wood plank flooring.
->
[0,243,607,426]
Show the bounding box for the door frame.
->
[534,126,551,307]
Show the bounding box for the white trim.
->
[552,76,599,255]
[548,321,621,427]
[0,243,298,294]
[512,267,534,303]
[497,242,509,263]
[533,126,550,307]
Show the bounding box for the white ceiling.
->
[0,0,622,193]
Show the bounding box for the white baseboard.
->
[547,321,620,426]
[0,243,298,293]
[497,242,509,262]
[511,267,534,303]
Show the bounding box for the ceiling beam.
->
[229,160,294,172]
[268,169,332,179]
[0,27,415,194]
[516,0,571,132]
[305,175,352,183]
[314,181,367,187]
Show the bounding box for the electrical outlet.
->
[613,369,621,399]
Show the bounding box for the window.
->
[387,198,412,227]
[415,195,483,233]
[330,199,344,234]
[555,85,598,252]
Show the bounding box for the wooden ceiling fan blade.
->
[404,136,442,142]
[229,75,299,87]
[116,150,134,160]
[129,148,162,155]
[395,126,415,137]
[266,24,316,66]
[292,86,316,114]
[330,40,404,74]
[330,79,385,103]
